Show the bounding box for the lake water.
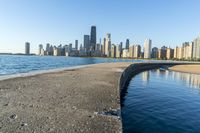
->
[122,69,200,133]
[0,55,139,76]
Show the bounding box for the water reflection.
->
[143,69,200,89]
[142,71,150,84]
[171,71,200,89]
[123,69,200,133]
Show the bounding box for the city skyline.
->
[0,0,200,53]
[36,25,200,60]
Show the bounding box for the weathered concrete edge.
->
[119,62,200,132]
[119,62,200,104]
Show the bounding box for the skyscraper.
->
[102,38,106,55]
[111,44,116,58]
[69,43,72,52]
[187,42,193,59]
[84,35,90,54]
[134,45,141,58]
[158,46,167,59]
[144,39,152,59]
[25,42,30,55]
[166,48,174,59]
[193,37,200,59]
[75,40,78,50]
[119,42,123,57]
[177,47,183,59]
[182,42,190,59]
[126,39,130,50]
[129,45,134,58]
[46,43,50,52]
[90,26,96,51]
[152,47,158,58]
[116,45,121,58]
[38,44,43,55]
[105,33,111,57]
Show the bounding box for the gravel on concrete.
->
[0,62,132,133]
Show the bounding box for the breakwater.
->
[119,62,199,104]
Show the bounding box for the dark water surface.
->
[122,69,200,133]
[0,55,140,76]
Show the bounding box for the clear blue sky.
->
[0,0,200,53]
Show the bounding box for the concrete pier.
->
[0,62,131,133]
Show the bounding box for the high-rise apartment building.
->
[38,44,43,55]
[133,45,141,58]
[111,44,116,58]
[116,45,121,58]
[193,37,200,59]
[105,33,111,57]
[25,42,30,55]
[158,46,167,59]
[46,43,50,52]
[174,46,178,59]
[166,48,174,59]
[122,49,129,58]
[187,42,193,59]
[177,47,183,59]
[129,45,134,58]
[53,47,61,56]
[69,43,72,52]
[182,42,189,59]
[144,39,152,59]
[102,38,106,55]
[151,47,158,58]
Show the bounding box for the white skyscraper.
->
[105,33,111,57]
[144,39,152,59]
[193,37,200,58]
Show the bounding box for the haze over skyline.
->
[0,0,200,53]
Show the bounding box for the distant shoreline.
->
[0,57,199,82]
[0,54,200,62]
[169,65,200,75]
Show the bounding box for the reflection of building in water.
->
[156,69,160,77]
[155,69,168,78]
[142,71,150,84]
[165,69,169,79]
[173,72,200,88]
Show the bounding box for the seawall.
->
[119,62,200,104]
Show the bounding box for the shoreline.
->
[169,65,200,75]
[0,65,89,81]
[0,62,121,82]
[0,60,198,82]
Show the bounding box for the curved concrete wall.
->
[119,62,197,105]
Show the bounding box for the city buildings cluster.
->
[25,26,200,60]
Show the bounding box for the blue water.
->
[122,69,200,133]
[0,55,139,76]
